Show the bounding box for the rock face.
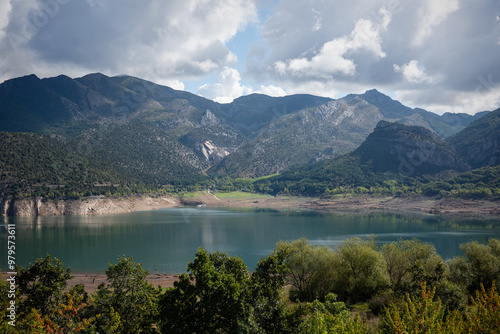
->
[353,121,470,176]
[200,140,230,162]
[0,195,180,217]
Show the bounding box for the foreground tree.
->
[16,254,73,317]
[249,245,293,333]
[380,282,500,334]
[333,237,389,303]
[159,248,253,333]
[295,293,370,334]
[380,283,464,334]
[276,238,336,302]
[448,238,500,293]
[381,239,443,295]
[93,256,160,333]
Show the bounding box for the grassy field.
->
[212,191,273,200]
[177,191,206,198]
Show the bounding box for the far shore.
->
[182,192,500,219]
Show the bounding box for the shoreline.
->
[1,192,499,218]
[185,192,500,219]
[67,273,181,293]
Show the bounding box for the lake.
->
[1,207,500,274]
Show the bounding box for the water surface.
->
[1,208,499,273]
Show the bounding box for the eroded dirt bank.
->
[0,195,180,216]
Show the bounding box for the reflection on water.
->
[1,208,500,273]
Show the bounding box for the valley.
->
[0,73,499,216]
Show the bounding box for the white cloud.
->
[197,67,286,102]
[197,67,253,103]
[156,79,185,91]
[273,17,388,79]
[257,85,286,97]
[413,0,460,46]
[393,60,438,84]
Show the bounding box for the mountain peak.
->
[364,88,382,95]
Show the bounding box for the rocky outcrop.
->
[0,195,180,217]
[200,140,230,162]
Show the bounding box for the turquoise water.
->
[1,208,499,273]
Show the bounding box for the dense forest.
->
[2,237,499,333]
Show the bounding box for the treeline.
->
[198,165,500,200]
[2,238,499,333]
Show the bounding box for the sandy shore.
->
[0,271,181,293]
[66,273,181,293]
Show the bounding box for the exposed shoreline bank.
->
[1,192,499,218]
[185,192,500,219]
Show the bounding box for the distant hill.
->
[447,108,500,169]
[254,121,470,196]
[353,121,469,176]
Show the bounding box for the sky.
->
[0,0,499,115]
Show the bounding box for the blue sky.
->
[0,0,499,115]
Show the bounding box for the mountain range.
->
[0,73,498,199]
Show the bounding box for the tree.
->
[93,256,160,333]
[296,293,370,334]
[16,254,73,317]
[159,248,252,333]
[276,238,337,302]
[249,245,292,333]
[465,282,500,333]
[333,237,389,303]
[382,238,444,295]
[449,238,500,292]
[380,283,465,334]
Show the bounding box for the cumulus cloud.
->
[396,84,500,115]
[273,17,388,79]
[197,67,286,103]
[0,0,257,84]
[197,67,253,103]
[257,84,286,97]
[393,60,438,84]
